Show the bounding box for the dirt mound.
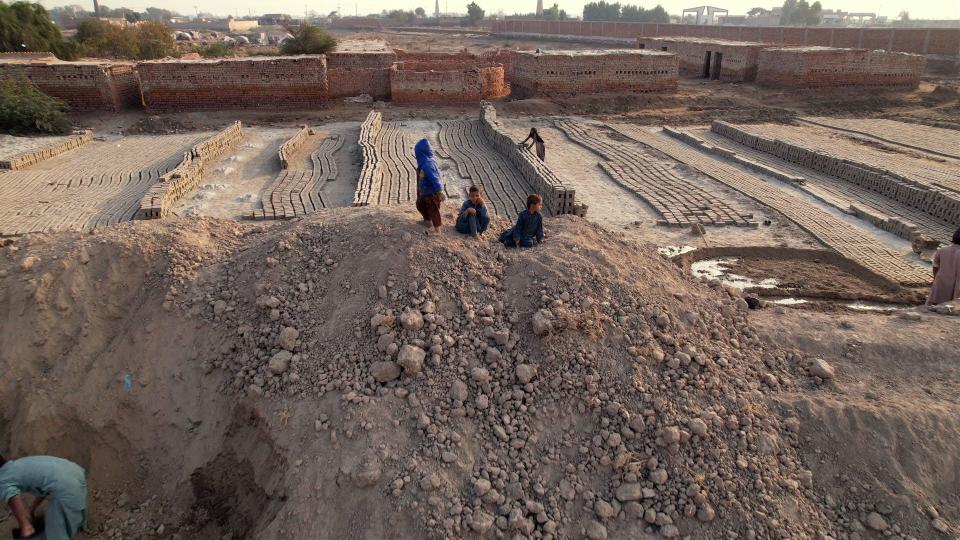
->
[0,207,956,539]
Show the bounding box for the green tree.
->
[582,1,621,21]
[747,7,766,16]
[465,2,484,25]
[280,22,337,54]
[780,0,821,25]
[136,20,175,59]
[74,18,174,59]
[415,6,426,16]
[0,1,78,59]
[0,73,71,135]
[542,3,568,20]
[387,9,416,23]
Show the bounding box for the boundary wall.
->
[0,61,141,111]
[138,122,244,218]
[137,56,328,112]
[510,50,677,96]
[755,47,925,88]
[390,61,509,104]
[326,51,396,99]
[479,102,587,216]
[492,20,960,57]
[711,120,960,227]
[278,125,310,169]
[0,131,92,170]
[638,37,763,81]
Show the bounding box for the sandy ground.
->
[0,133,71,159]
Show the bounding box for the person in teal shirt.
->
[0,454,87,540]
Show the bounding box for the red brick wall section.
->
[638,38,763,81]
[326,51,396,99]
[493,20,960,57]
[137,56,328,112]
[0,61,137,111]
[510,50,677,96]
[756,47,926,89]
[389,62,509,104]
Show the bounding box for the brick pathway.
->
[801,117,960,160]
[436,119,536,217]
[0,134,204,236]
[555,119,755,228]
[259,134,343,219]
[613,124,931,287]
[688,128,957,243]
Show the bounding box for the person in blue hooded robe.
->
[414,138,445,235]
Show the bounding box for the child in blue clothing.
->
[455,186,490,238]
[499,194,545,248]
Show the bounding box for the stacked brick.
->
[278,125,310,169]
[390,61,509,104]
[353,111,384,206]
[711,121,960,227]
[756,47,925,89]
[326,51,396,99]
[0,60,141,111]
[479,102,586,216]
[0,131,92,171]
[637,37,763,81]
[137,56,328,112]
[260,134,343,219]
[138,122,244,219]
[510,50,677,97]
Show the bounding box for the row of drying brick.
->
[479,102,586,217]
[0,131,92,170]
[278,125,311,169]
[711,121,960,227]
[137,122,244,219]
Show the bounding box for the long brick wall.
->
[138,122,244,218]
[638,37,763,81]
[326,51,396,99]
[390,61,509,104]
[0,130,92,170]
[479,102,586,216]
[492,20,960,57]
[137,56,329,112]
[0,60,141,112]
[756,47,925,89]
[510,49,677,97]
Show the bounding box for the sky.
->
[37,0,959,21]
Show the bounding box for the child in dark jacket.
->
[455,186,490,238]
[499,194,544,248]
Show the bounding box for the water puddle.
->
[771,297,808,305]
[659,245,696,257]
[845,301,906,312]
[691,257,778,290]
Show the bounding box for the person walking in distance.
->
[414,138,445,235]
[519,128,546,162]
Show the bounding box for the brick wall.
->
[756,47,925,89]
[479,102,586,216]
[638,37,763,81]
[138,122,244,218]
[0,130,92,170]
[390,61,509,104]
[492,20,960,57]
[510,50,677,96]
[137,56,328,112]
[326,51,396,99]
[278,125,310,169]
[0,60,141,111]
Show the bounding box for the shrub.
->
[0,1,78,60]
[0,74,71,135]
[280,23,337,55]
[196,43,234,58]
[74,18,175,60]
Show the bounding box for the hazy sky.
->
[38,0,959,21]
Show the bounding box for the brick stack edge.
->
[0,61,140,111]
[138,56,329,112]
[353,111,383,206]
[755,47,925,89]
[510,50,678,97]
[711,121,960,230]
[278,125,310,169]
[0,130,93,170]
[138,122,244,218]
[479,102,587,217]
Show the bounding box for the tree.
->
[415,6,426,16]
[780,0,821,25]
[136,20,175,59]
[583,1,621,21]
[898,10,909,21]
[465,2,484,25]
[74,18,175,59]
[0,73,71,135]
[144,7,178,21]
[747,7,766,16]
[0,1,79,59]
[280,22,337,54]
[196,42,233,57]
[387,9,416,23]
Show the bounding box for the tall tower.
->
[536,0,543,17]
[92,0,100,18]
[435,0,440,17]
